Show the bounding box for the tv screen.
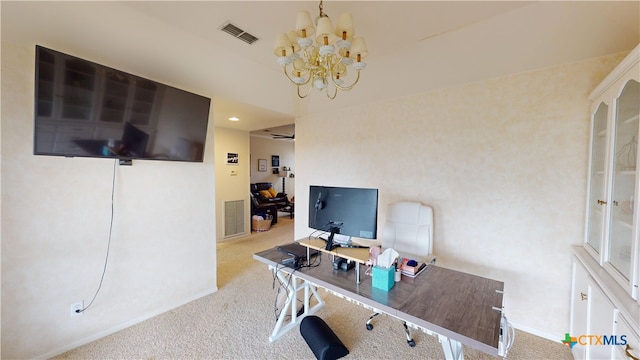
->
[308,185,378,250]
[33,45,211,162]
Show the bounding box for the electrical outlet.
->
[70,301,84,317]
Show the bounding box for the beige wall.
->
[1,43,217,359]
[214,127,251,240]
[294,53,627,339]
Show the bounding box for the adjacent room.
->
[2,1,639,359]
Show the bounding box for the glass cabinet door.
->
[606,80,639,283]
[586,103,610,255]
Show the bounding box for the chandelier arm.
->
[330,69,361,91]
[326,84,338,99]
[283,66,312,86]
[297,84,313,99]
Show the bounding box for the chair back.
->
[382,201,433,259]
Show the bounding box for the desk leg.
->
[356,263,361,284]
[438,334,464,360]
[268,267,325,342]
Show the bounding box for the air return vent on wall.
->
[219,22,259,45]
[224,200,246,238]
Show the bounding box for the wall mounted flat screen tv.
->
[33,45,211,162]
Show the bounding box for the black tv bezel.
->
[33,45,212,163]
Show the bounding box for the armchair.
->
[250,182,294,218]
[250,193,277,225]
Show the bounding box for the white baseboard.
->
[36,287,218,360]
[510,320,564,344]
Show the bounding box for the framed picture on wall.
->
[258,159,267,172]
[227,152,239,165]
[271,155,280,167]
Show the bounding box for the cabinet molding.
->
[589,44,640,101]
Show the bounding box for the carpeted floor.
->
[54,215,573,359]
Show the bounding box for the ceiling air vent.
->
[220,22,259,45]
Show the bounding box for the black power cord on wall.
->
[76,158,117,314]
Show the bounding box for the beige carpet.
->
[54,216,573,359]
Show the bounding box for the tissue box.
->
[372,266,395,291]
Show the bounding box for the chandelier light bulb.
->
[277,56,292,66]
[349,37,368,59]
[336,39,351,50]
[335,13,355,39]
[319,44,335,56]
[315,17,337,45]
[286,31,301,53]
[353,61,366,71]
[314,77,326,90]
[298,37,313,48]
[341,57,353,65]
[274,33,291,55]
[296,11,315,38]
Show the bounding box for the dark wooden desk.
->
[254,246,508,359]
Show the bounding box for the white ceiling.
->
[3,1,639,133]
[250,123,296,141]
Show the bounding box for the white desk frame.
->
[268,264,325,342]
[254,248,512,360]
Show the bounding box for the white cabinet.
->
[615,313,640,360]
[570,256,617,359]
[571,261,589,359]
[571,251,639,360]
[571,44,640,360]
[585,43,640,301]
[589,283,616,359]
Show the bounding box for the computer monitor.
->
[308,185,378,250]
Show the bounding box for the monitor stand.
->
[325,226,341,251]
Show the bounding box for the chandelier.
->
[273,1,368,99]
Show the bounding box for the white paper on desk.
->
[377,248,399,269]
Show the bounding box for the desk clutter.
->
[277,242,319,269]
[368,247,434,291]
[399,257,431,278]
